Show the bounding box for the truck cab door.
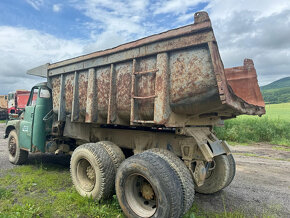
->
[19,87,38,150]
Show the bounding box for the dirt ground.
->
[0,123,289,217]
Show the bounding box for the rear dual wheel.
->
[195,154,236,194]
[145,148,195,215]
[70,141,124,200]
[116,152,184,218]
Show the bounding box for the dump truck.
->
[7,90,32,115]
[4,11,265,218]
[0,95,8,120]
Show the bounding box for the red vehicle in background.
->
[7,90,31,115]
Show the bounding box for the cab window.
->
[28,88,39,106]
[39,88,50,98]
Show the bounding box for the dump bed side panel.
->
[28,12,265,127]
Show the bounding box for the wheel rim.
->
[205,161,215,179]
[125,174,157,217]
[8,136,17,157]
[76,158,96,192]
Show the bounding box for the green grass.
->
[0,163,124,218]
[0,162,270,218]
[264,103,290,120]
[0,120,6,123]
[215,103,290,146]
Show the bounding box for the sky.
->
[0,0,290,94]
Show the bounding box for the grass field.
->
[0,162,266,218]
[215,103,290,146]
[263,103,290,120]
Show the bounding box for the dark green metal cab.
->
[6,83,52,153]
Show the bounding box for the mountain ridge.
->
[260,77,290,104]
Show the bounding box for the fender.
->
[4,120,20,139]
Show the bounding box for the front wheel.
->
[8,130,28,165]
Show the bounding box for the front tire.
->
[8,130,28,165]
[116,152,184,218]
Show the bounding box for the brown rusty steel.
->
[28,11,265,126]
[224,59,265,108]
[134,69,158,75]
[130,59,137,125]
[71,71,79,122]
[107,64,117,124]
[154,52,170,124]
[58,74,65,121]
[85,68,97,123]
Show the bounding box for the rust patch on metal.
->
[51,76,60,111]
[97,66,110,121]
[225,59,265,107]
[78,72,88,121]
[116,62,132,119]
[135,56,156,121]
[64,74,74,112]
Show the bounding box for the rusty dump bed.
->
[225,59,265,108]
[28,11,265,127]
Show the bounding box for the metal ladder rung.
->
[133,95,156,99]
[134,69,158,75]
[133,120,155,124]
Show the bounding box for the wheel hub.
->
[86,165,95,180]
[8,137,16,157]
[141,183,154,200]
[125,174,157,217]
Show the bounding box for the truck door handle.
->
[31,112,34,118]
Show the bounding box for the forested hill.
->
[260,77,290,104]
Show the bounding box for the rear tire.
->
[195,154,230,194]
[145,148,195,214]
[224,154,236,188]
[8,130,28,165]
[116,152,184,218]
[70,142,116,200]
[99,141,125,169]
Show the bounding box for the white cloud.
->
[0,26,83,94]
[4,0,290,94]
[152,0,207,15]
[53,4,62,12]
[71,0,152,52]
[205,0,290,20]
[26,0,44,10]
[203,1,290,85]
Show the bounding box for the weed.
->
[272,146,290,152]
[214,103,290,146]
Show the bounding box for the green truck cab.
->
[4,83,52,164]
